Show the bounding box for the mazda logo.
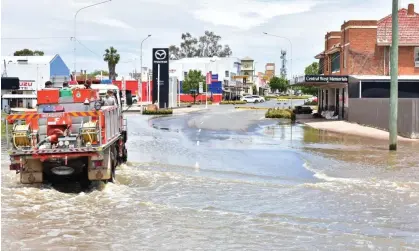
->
[155,50,167,60]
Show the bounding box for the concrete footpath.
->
[303,120,419,142]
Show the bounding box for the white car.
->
[241,95,265,103]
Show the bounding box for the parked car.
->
[241,95,265,103]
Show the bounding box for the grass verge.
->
[142,109,173,115]
[220,101,247,105]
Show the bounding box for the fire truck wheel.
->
[80,166,91,190]
[122,147,128,163]
[108,149,116,183]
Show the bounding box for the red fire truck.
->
[4,84,132,188]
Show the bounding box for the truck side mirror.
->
[125,90,133,106]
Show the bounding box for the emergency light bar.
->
[42,105,65,113]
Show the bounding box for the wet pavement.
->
[2,104,419,250]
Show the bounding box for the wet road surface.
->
[2,104,419,250]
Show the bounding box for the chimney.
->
[408,3,415,16]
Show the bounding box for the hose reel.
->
[80,121,99,144]
[12,124,32,149]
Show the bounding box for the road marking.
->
[197,141,200,146]
[198,129,201,132]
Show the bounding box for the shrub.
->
[220,101,247,105]
[265,108,296,122]
[142,109,173,115]
[304,100,318,105]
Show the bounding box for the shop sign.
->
[19,80,36,90]
[304,75,348,83]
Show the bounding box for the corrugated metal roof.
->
[2,55,57,64]
[377,8,419,45]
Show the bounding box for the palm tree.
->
[103,46,120,80]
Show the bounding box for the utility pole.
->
[389,0,399,151]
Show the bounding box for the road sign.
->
[206,73,211,84]
[199,82,203,93]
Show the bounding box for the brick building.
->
[293,3,419,139]
[316,3,419,76]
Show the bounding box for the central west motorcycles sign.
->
[304,75,349,83]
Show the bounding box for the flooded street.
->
[2,105,419,250]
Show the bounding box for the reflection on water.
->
[2,111,419,250]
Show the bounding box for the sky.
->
[1,0,418,77]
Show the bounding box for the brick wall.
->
[399,47,419,75]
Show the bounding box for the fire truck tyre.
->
[80,167,91,190]
[108,149,116,183]
[122,147,128,163]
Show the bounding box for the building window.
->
[184,71,187,78]
[415,47,419,67]
[319,58,324,74]
[225,71,229,77]
[331,52,341,73]
[343,48,347,69]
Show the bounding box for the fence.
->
[348,98,419,139]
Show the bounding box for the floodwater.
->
[2,105,419,250]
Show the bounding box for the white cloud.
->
[90,18,135,30]
[2,0,419,76]
[192,0,319,30]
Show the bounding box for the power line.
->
[1,36,71,40]
[75,38,103,58]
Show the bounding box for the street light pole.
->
[73,0,111,76]
[140,34,151,101]
[263,32,293,107]
[205,59,216,109]
[389,0,399,151]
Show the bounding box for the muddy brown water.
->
[2,107,419,250]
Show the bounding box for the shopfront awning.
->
[290,75,348,87]
[2,94,37,99]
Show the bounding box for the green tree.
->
[88,70,109,78]
[301,62,319,95]
[103,47,120,80]
[252,84,257,95]
[269,76,289,93]
[169,30,232,59]
[182,70,205,104]
[13,49,44,56]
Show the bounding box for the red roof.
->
[377,8,419,45]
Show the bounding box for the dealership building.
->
[292,3,419,138]
[1,55,70,109]
[169,57,245,102]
